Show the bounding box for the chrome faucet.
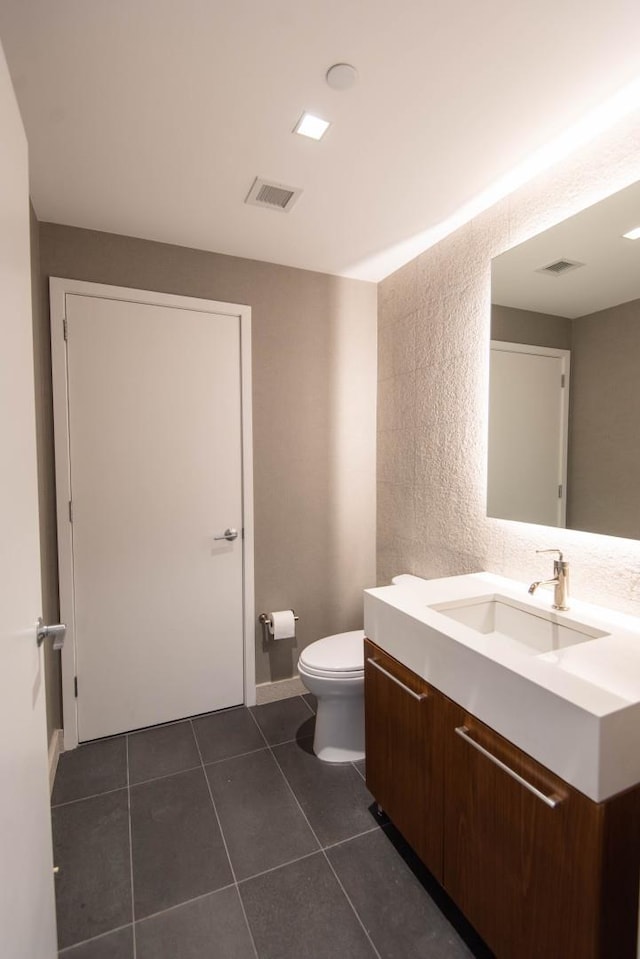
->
[528,549,570,610]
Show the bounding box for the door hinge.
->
[560,373,565,388]
[63,318,68,341]
[74,676,78,698]
[68,500,73,523]
[558,484,563,499]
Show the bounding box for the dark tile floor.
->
[51,695,493,958]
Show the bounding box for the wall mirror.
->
[488,179,640,540]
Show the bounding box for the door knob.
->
[37,618,66,650]
[213,528,239,542]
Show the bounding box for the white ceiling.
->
[492,179,640,318]
[1,0,640,281]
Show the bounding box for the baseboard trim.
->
[48,728,64,794]
[255,675,307,705]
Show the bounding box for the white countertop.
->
[363,571,640,802]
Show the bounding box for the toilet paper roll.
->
[268,610,296,641]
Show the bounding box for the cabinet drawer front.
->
[367,657,428,703]
[364,640,443,880]
[444,708,618,959]
[454,724,563,808]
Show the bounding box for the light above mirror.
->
[488,179,640,541]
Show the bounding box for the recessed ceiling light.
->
[294,112,331,141]
[622,226,640,240]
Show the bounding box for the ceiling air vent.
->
[245,177,302,213]
[536,258,585,277]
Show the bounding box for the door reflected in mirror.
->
[489,179,640,540]
[488,341,570,527]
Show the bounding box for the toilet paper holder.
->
[258,611,299,626]
[258,610,299,642]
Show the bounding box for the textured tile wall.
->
[378,108,640,614]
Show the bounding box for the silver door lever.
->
[213,528,238,542]
[37,617,66,650]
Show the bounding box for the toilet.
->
[297,629,365,763]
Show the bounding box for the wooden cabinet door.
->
[364,640,444,881]
[443,703,640,959]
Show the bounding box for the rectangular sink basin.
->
[429,594,609,654]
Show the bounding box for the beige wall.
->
[491,304,571,350]
[568,297,640,538]
[37,223,377,718]
[378,108,640,615]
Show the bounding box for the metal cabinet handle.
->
[37,617,66,650]
[455,726,562,809]
[366,657,427,702]
[214,528,238,542]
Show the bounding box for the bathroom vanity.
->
[363,573,640,959]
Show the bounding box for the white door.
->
[0,40,57,959]
[487,342,570,527]
[51,283,253,743]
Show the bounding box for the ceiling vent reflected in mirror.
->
[245,177,302,213]
[536,258,585,277]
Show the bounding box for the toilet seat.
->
[298,630,365,679]
[298,662,363,680]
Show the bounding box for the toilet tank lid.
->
[299,630,365,672]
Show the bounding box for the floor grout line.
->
[57,922,135,954]
[189,719,238,886]
[246,709,383,959]
[237,849,322,886]
[117,706,248,741]
[190,719,260,959]
[323,824,381,852]
[125,736,137,959]
[134,880,237,926]
[320,849,383,959]
[352,759,367,783]
[50,695,316,809]
[245,710,321,854]
[129,762,203,789]
[201,744,269,768]
[52,735,315,810]
[126,837,372,921]
[299,693,316,716]
[51,783,129,810]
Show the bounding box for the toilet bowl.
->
[297,630,365,763]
